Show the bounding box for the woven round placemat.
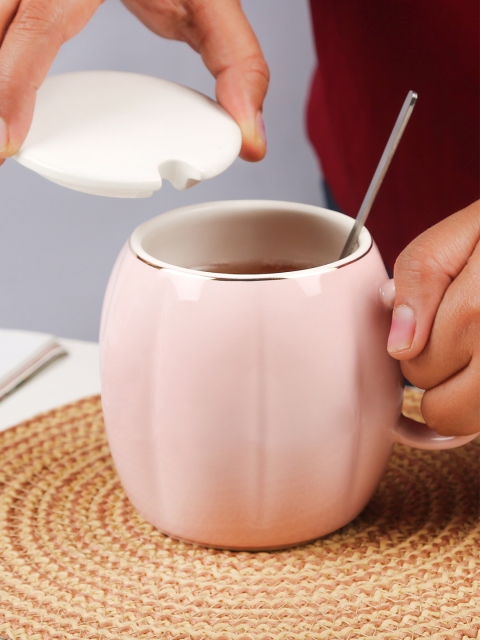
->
[0,389,478,640]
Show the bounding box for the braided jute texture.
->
[0,390,479,640]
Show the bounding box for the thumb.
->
[215,55,268,162]
[0,0,101,162]
[387,201,480,360]
[188,0,269,162]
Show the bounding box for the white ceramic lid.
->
[14,71,242,198]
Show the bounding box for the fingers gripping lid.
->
[15,71,242,198]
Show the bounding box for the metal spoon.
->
[339,90,418,260]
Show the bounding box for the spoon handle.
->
[339,90,418,260]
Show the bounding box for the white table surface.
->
[0,337,101,432]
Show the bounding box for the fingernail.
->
[387,304,416,353]
[255,111,266,148]
[0,118,7,153]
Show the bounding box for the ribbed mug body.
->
[100,201,402,549]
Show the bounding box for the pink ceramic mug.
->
[100,200,476,550]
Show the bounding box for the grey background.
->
[0,0,323,341]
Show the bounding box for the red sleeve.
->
[307,0,479,270]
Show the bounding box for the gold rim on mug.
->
[129,200,373,282]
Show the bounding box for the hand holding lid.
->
[14,71,242,198]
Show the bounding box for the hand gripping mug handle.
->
[380,279,480,451]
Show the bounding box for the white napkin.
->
[0,329,67,400]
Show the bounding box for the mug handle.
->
[394,414,478,450]
[380,279,480,451]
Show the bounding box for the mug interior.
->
[130,201,372,277]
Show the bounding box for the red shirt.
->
[307,0,479,270]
